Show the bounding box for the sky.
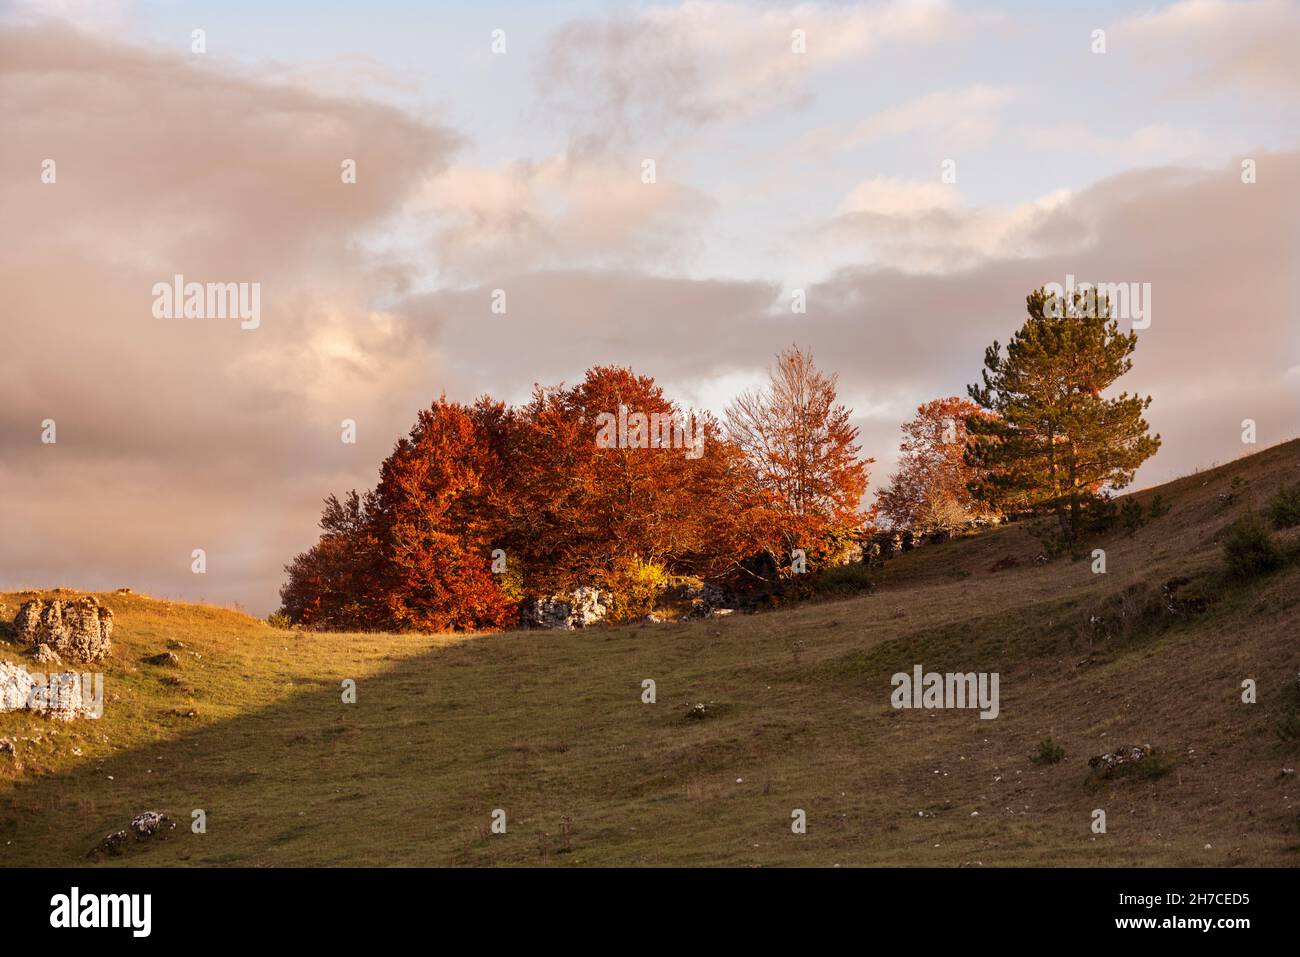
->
[1,0,1298,615]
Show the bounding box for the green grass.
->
[3,439,1300,867]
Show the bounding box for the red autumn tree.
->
[278,490,387,630]
[724,346,872,570]
[504,366,765,616]
[371,396,518,632]
[279,355,872,631]
[875,396,998,532]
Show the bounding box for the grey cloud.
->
[0,22,462,612]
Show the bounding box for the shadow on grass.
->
[0,618,815,868]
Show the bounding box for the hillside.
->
[2,441,1299,867]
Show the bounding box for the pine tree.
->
[966,288,1161,544]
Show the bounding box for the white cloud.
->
[410,154,715,276]
[1114,0,1300,100]
[840,177,958,216]
[815,179,1075,273]
[1,0,133,31]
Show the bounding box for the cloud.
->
[840,178,959,216]
[409,154,716,278]
[260,53,424,101]
[0,0,132,32]
[538,0,964,152]
[394,153,1300,502]
[3,14,1298,617]
[811,178,1075,273]
[1114,0,1300,101]
[0,22,462,611]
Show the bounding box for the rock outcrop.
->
[0,660,97,721]
[523,587,609,630]
[13,596,113,662]
[686,583,738,618]
[860,520,1000,566]
[0,662,34,714]
[1088,744,1153,775]
[87,811,176,858]
[33,643,62,665]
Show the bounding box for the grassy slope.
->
[2,441,1299,867]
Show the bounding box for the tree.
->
[876,396,997,532]
[278,490,387,630]
[725,346,872,569]
[371,397,518,632]
[506,366,764,613]
[966,288,1161,544]
[279,354,873,631]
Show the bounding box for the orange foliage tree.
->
[724,346,872,572]
[372,397,519,632]
[503,367,765,617]
[280,355,869,631]
[278,490,386,630]
[875,396,998,532]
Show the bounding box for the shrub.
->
[1031,737,1065,765]
[1161,576,1215,616]
[1268,481,1300,529]
[1217,475,1247,511]
[1112,488,1175,535]
[1114,751,1173,781]
[1221,513,1282,579]
[1087,746,1173,782]
[812,562,874,597]
[266,612,292,629]
[1120,498,1146,532]
[495,561,526,604]
[1086,495,1119,534]
[1029,520,1070,557]
[602,556,669,623]
[1086,582,1165,644]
